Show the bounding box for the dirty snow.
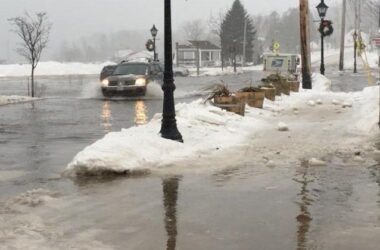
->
[0,188,113,250]
[0,95,36,106]
[277,122,289,131]
[65,73,380,176]
[308,158,327,166]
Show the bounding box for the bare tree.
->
[182,19,205,41]
[208,10,226,69]
[208,10,225,38]
[9,12,52,97]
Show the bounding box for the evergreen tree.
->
[220,0,256,63]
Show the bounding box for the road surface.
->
[0,69,379,249]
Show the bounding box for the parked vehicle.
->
[100,61,163,97]
[159,63,190,77]
[173,66,190,77]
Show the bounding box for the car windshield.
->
[113,64,147,76]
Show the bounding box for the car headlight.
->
[101,79,109,87]
[135,78,147,86]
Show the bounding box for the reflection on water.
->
[101,101,112,132]
[369,163,380,208]
[295,162,313,250]
[162,177,180,250]
[135,101,148,126]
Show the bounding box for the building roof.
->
[178,40,220,50]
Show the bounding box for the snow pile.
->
[310,73,331,92]
[65,101,262,176]
[277,122,289,131]
[308,158,327,166]
[0,61,116,77]
[0,95,36,106]
[65,73,380,176]
[6,189,60,208]
[351,86,380,133]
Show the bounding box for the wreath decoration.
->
[146,39,155,52]
[319,20,334,37]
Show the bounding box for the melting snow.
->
[0,95,36,106]
[65,73,380,176]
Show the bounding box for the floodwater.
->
[0,70,380,249]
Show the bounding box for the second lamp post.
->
[317,0,329,75]
[151,25,158,61]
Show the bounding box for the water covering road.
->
[0,69,380,249]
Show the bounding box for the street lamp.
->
[151,25,158,61]
[316,0,328,19]
[317,0,328,75]
[160,0,183,142]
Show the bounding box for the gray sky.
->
[0,0,331,61]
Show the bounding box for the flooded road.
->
[1,70,380,249]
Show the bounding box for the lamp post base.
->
[160,116,183,143]
[320,65,325,75]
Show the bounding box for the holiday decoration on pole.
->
[319,20,334,37]
[146,39,155,52]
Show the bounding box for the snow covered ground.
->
[0,61,116,77]
[311,47,379,69]
[0,61,261,78]
[65,73,380,177]
[0,95,36,106]
[188,65,262,77]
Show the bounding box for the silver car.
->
[100,62,163,97]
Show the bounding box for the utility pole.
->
[243,18,247,67]
[233,40,237,73]
[339,0,346,71]
[354,0,358,73]
[221,46,224,71]
[378,0,380,128]
[358,0,361,32]
[299,0,312,89]
[196,44,200,76]
[378,0,380,31]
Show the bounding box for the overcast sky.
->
[0,0,334,61]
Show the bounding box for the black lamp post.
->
[151,25,158,61]
[160,0,183,143]
[317,0,328,75]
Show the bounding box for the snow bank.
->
[65,73,380,176]
[65,100,262,176]
[311,73,331,92]
[189,65,262,77]
[0,61,261,78]
[0,95,36,106]
[0,61,116,77]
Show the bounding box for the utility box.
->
[263,53,300,75]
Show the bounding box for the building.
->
[175,40,221,67]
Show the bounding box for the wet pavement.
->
[0,69,380,249]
